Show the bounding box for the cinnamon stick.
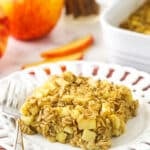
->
[65,0,74,15]
[65,0,100,18]
[73,0,81,18]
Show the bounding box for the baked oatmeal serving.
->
[20,72,138,150]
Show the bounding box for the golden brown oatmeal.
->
[120,1,150,34]
[20,72,138,150]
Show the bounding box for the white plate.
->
[0,61,150,150]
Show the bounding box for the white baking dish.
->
[101,0,150,72]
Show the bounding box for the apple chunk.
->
[82,129,96,142]
[77,118,96,130]
[56,132,67,143]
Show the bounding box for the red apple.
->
[0,0,64,40]
[0,9,9,57]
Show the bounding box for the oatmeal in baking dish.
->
[120,0,150,34]
[19,72,138,150]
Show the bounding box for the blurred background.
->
[0,0,149,78]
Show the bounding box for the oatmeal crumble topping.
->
[20,72,138,150]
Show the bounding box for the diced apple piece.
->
[21,115,33,125]
[100,103,112,115]
[110,114,124,136]
[33,91,43,99]
[21,102,30,116]
[77,118,96,130]
[64,126,73,134]
[56,132,67,143]
[29,105,39,116]
[55,78,69,86]
[32,88,50,98]
[49,82,58,92]
[61,107,70,116]
[41,35,94,58]
[110,114,120,129]
[82,129,96,142]
[71,109,80,119]
[88,78,99,88]
[62,71,76,82]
